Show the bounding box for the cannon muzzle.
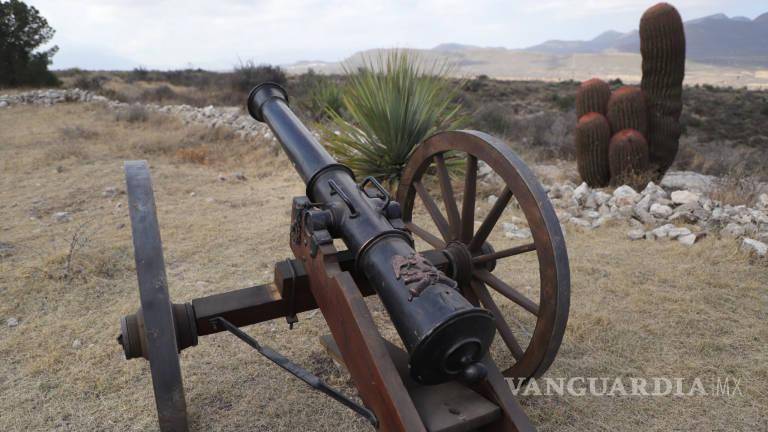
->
[248,83,497,384]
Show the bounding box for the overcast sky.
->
[27,0,766,70]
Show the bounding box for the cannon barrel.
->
[248,83,496,384]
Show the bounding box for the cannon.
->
[117,83,570,431]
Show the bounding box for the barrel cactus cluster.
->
[574,2,686,188]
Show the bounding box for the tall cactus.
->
[576,113,611,187]
[608,129,650,187]
[576,78,611,118]
[640,2,686,174]
[570,2,685,188]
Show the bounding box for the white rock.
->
[233,172,247,181]
[502,223,517,234]
[757,193,768,210]
[487,195,498,205]
[7,317,18,327]
[650,203,673,218]
[635,194,652,213]
[627,229,645,240]
[667,227,692,239]
[572,182,590,204]
[661,171,715,192]
[0,101,8,108]
[52,211,71,223]
[651,224,676,238]
[568,217,592,228]
[594,191,612,206]
[102,186,121,198]
[677,233,698,246]
[613,185,639,207]
[722,223,745,238]
[72,339,82,349]
[740,238,767,257]
[505,228,531,239]
[592,215,611,228]
[641,181,668,199]
[670,190,701,205]
[582,210,600,219]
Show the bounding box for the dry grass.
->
[1,104,766,431]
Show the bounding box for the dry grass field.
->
[1,103,767,431]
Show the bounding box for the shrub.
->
[115,105,149,123]
[72,75,105,91]
[322,51,463,186]
[140,85,177,102]
[471,103,513,135]
[306,78,344,121]
[231,60,286,92]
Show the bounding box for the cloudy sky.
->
[27,0,766,70]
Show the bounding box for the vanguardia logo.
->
[506,377,744,397]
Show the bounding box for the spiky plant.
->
[307,78,344,121]
[323,51,463,186]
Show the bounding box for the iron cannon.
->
[117,83,570,431]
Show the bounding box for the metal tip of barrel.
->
[247,82,289,123]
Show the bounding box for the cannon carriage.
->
[117,83,570,431]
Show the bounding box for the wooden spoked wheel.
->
[396,130,570,381]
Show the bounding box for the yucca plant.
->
[323,51,464,187]
[307,78,344,121]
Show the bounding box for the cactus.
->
[570,2,685,188]
[608,129,650,186]
[575,113,611,187]
[640,2,685,173]
[606,86,647,137]
[576,78,611,118]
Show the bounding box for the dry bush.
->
[114,105,150,123]
[711,171,763,207]
[45,141,89,162]
[60,125,98,141]
[140,85,178,102]
[175,145,209,164]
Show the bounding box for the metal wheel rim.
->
[396,130,570,380]
[125,160,189,431]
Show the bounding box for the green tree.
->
[0,0,59,87]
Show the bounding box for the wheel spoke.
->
[405,222,446,249]
[461,155,477,244]
[468,187,513,251]
[471,280,524,360]
[473,269,539,316]
[434,153,461,240]
[414,180,452,241]
[472,242,536,265]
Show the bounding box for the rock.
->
[218,174,227,181]
[627,229,645,240]
[581,210,600,219]
[584,192,598,209]
[740,238,767,257]
[678,233,698,246]
[645,231,656,240]
[661,171,715,192]
[757,193,768,210]
[650,203,673,218]
[667,227,692,239]
[670,190,701,205]
[635,194,652,213]
[505,228,531,240]
[613,185,639,207]
[568,217,592,228]
[593,191,612,207]
[632,206,656,225]
[52,211,71,223]
[7,317,18,327]
[72,339,82,349]
[651,224,676,239]
[572,182,590,204]
[487,195,498,205]
[233,172,247,181]
[592,215,611,228]
[0,101,8,108]
[641,181,668,199]
[102,186,122,198]
[722,223,745,238]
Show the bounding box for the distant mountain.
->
[526,12,768,67]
